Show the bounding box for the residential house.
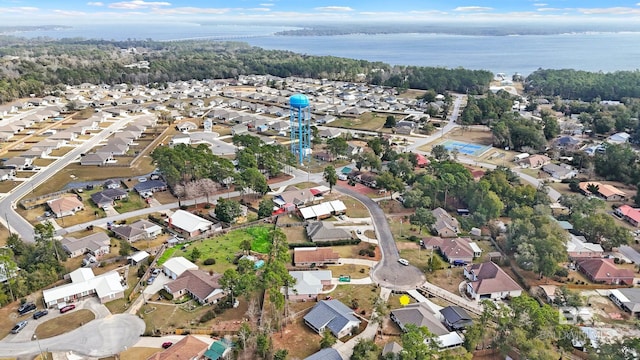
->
[440,306,473,330]
[315,115,336,124]
[318,128,343,139]
[431,208,460,238]
[576,258,635,285]
[294,247,340,267]
[304,348,342,360]
[146,335,209,360]
[90,188,128,208]
[542,163,577,181]
[609,288,640,317]
[61,232,111,258]
[104,179,121,189]
[203,339,233,360]
[422,237,482,264]
[391,302,464,349]
[113,219,163,243]
[162,257,198,280]
[128,250,150,266]
[3,156,33,170]
[555,136,581,150]
[47,196,84,218]
[168,210,213,238]
[304,299,361,338]
[518,154,551,169]
[566,234,604,259]
[97,143,128,156]
[616,205,640,227]
[579,182,627,201]
[134,180,167,195]
[81,153,113,166]
[164,269,225,304]
[231,124,248,135]
[42,268,124,307]
[170,133,191,147]
[607,132,630,144]
[176,121,198,133]
[306,221,352,243]
[274,188,315,208]
[415,153,430,168]
[286,270,332,301]
[270,121,290,133]
[0,168,15,181]
[464,262,523,301]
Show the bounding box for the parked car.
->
[11,321,28,334]
[152,268,161,276]
[33,310,49,320]
[18,302,36,315]
[60,304,76,314]
[162,342,173,349]
[147,276,156,285]
[398,258,409,266]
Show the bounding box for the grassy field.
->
[340,197,370,218]
[327,284,379,319]
[119,347,160,360]
[156,247,177,266]
[0,180,20,193]
[328,264,370,279]
[35,309,95,339]
[246,226,271,253]
[165,225,274,274]
[114,193,147,214]
[330,112,387,132]
[280,225,307,244]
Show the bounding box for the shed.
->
[129,250,150,265]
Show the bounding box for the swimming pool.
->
[439,139,493,157]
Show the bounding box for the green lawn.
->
[167,225,273,273]
[114,193,147,214]
[156,247,177,266]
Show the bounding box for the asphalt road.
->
[0,314,145,358]
[406,94,463,152]
[336,185,425,290]
[0,115,140,242]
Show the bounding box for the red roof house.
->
[415,153,430,168]
[616,205,640,227]
[576,258,635,285]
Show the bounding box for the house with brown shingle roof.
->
[146,334,208,360]
[422,237,482,264]
[294,247,340,267]
[518,154,551,169]
[163,269,226,304]
[576,258,635,285]
[464,262,522,301]
[431,208,459,238]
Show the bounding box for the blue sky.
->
[3,1,640,25]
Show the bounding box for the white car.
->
[398,258,409,266]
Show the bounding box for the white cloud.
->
[151,7,229,15]
[109,1,171,10]
[537,7,564,12]
[87,2,104,6]
[314,6,353,12]
[533,3,548,6]
[248,8,271,12]
[454,6,493,12]
[579,7,640,15]
[54,9,88,16]
[0,7,39,13]
[260,3,274,6]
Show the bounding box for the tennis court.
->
[439,139,492,157]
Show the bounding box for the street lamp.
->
[33,334,46,360]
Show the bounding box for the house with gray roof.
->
[431,207,460,238]
[81,152,113,166]
[391,302,464,349]
[542,163,577,181]
[306,221,352,243]
[90,188,128,208]
[304,348,342,360]
[112,219,163,243]
[286,270,332,301]
[609,288,640,317]
[61,232,111,258]
[440,306,473,330]
[304,299,360,338]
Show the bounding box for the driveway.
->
[0,314,145,358]
[336,186,425,290]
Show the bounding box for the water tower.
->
[289,94,312,165]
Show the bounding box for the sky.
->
[3,1,640,25]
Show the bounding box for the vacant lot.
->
[35,309,95,339]
[331,112,386,132]
[165,225,274,274]
[328,264,371,279]
[272,317,321,360]
[119,347,160,360]
[327,284,379,319]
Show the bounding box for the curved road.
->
[337,185,425,290]
[0,314,145,358]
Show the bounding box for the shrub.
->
[555,268,569,277]
[159,289,173,300]
[203,258,216,265]
[200,309,216,323]
[137,264,148,277]
[407,235,420,242]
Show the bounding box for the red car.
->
[162,342,173,349]
[60,304,76,313]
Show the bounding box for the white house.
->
[162,256,198,280]
[42,268,124,307]
[168,210,213,238]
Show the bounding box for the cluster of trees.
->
[526,68,640,101]
[233,134,294,179]
[460,91,514,126]
[551,97,640,137]
[403,164,547,230]
[464,297,586,359]
[151,143,234,186]
[559,194,632,249]
[0,223,68,305]
[506,207,568,277]
[593,143,640,186]
[0,38,492,104]
[491,112,547,151]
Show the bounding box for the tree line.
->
[0,38,493,104]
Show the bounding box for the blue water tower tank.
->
[289,94,309,109]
